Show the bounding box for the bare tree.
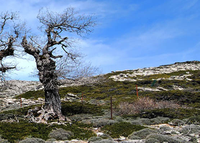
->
[21,8,95,121]
[0,12,21,84]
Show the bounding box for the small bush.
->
[133,108,200,119]
[16,90,44,99]
[145,138,160,143]
[0,120,95,142]
[19,138,45,143]
[186,115,200,125]
[101,122,145,138]
[117,97,180,115]
[170,119,185,126]
[128,128,157,139]
[146,134,183,143]
[181,124,200,134]
[61,101,103,116]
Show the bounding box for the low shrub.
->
[186,115,200,125]
[181,124,200,134]
[0,120,95,143]
[128,128,157,139]
[117,97,180,115]
[15,90,44,99]
[170,119,185,126]
[101,122,145,138]
[132,108,200,119]
[146,134,183,143]
[61,101,103,116]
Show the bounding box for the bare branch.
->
[0,12,22,76]
[37,7,95,55]
[21,36,40,56]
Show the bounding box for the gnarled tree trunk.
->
[36,54,64,120]
[21,7,95,123]
[22,37,66,122]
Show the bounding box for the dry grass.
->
[117,97,180,115]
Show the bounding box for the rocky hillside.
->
[110,61,200,81]
[0,61,200,143]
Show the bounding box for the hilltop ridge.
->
[109,60,200,82]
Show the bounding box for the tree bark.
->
[22,36,65,121]
[37,55,64,119]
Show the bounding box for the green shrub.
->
[61,101,103,116]
[0,120,95,143]
[2,104,41,117]
[146,134,183,143]
[2,101,103,118]
[126,108,200,119]
[16,90,44,99]
[102,122,145,138]
[143,90,200,107]
[145,138,160,143]
[128,128,157,139]
[186,115,200,125]
[180,124,200,134]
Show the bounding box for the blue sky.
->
[1,0,200,80]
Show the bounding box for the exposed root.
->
[25,106,71,124]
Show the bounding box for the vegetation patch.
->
[186,115,200,125]
[1,104,41,117]
[117,97,180,115]
[1,101,103,118]
[61,101,103,116]
[101,122,145,138]
[126,108,200,119]
[145,90,200,107]
[0,120,95,143]
[15,90,44,99]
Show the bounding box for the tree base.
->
[25,106,71,124]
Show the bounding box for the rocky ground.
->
[1,61,200,143]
